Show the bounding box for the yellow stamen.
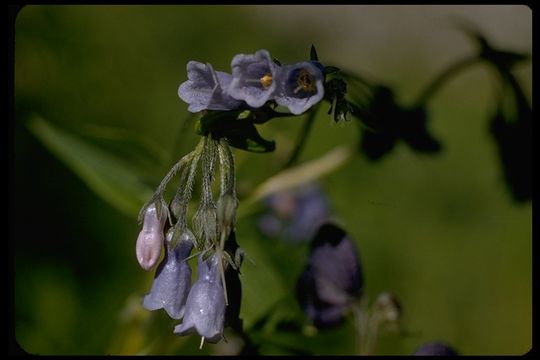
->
[260,73,273,89]
[296,69,316,93]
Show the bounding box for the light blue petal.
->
[143,237,193,319]
[178,61,242,112]
[173,254,225,343]
[229,49,279,108]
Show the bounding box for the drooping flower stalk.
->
[214,139,240,305]
[138,48,333,347]
[192,136,219,249]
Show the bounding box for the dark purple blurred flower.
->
[296,223,363,328]
[413,341,459,356]
[174,254,226,343]
[257,183,331,243]
[143,229,194,320]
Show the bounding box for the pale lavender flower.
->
[136,203,166,271]
[174,254,226,343]
[178,61,242,112]
[228,49,280,108]
[275,61,325,115]
[142,229,194,320]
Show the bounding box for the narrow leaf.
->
[27,116,153,216]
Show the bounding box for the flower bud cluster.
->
[135,136,241,346]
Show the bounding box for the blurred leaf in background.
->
[13,5,531,355]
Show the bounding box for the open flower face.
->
[275,61,325,115]
[178,61,242,112]
[174,254,226,343]
[143,229,194,320]
[228,49,280,108]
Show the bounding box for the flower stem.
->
[413,55,480,107]
[283,106,319,169]
[351,303,366,355]
[169,112,196,166]
[365,311,381,355]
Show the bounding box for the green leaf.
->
[27,116,153,216]
[197,110,276,153]
[225,122,276,153]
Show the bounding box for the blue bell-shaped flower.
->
[174,253,226,343]
[143,229,194,320]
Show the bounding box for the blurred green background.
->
[13,5,531,355]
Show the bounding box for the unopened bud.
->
[217,194,238,230]
[136,204,166,271]
[193,206,218,246]
[179,228,196,246]
[374,292,402,324]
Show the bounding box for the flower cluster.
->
[136,136,243,346]
[178,49,325,115]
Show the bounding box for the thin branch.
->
[413,55,480,107]
[283,106,319,169]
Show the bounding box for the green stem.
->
[283,106,319,169]
[351,303,365,355]
[341,70,376,89]
[365,311,381,355]
[169,112,196,166]
[413,55,480,107]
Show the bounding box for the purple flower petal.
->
[297,269,349,328]
[178,61,242,112]
[136,203,165,271]
[275,61,325,115]
[296,223,363,328]
[287,184,331,243]
[174,254,226,343]
[142,229,194,319]
[258,183,331,243]
[228,49,280,108]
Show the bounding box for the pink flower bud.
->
[136,204,166,271]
